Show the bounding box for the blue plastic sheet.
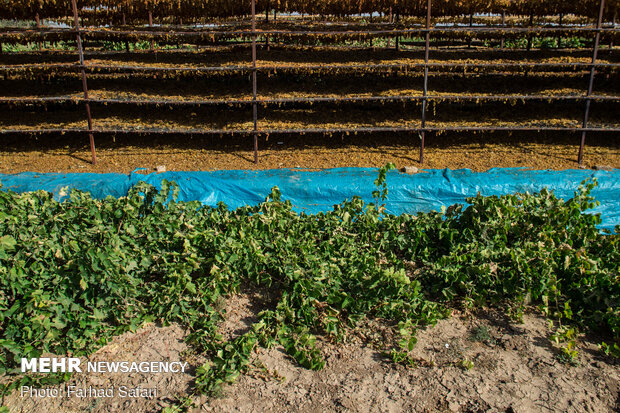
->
[1,167,618,230]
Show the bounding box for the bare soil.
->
[3,308,619,413]
[3,324,203,413]
[201,310,620,413]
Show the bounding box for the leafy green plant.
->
[457,358,474,371]
[387,349,417,368]
[470,325,496,345]
[0,169,618,410]
[551,326,580,365]
[372,162,396,205]
[600,341,620,358]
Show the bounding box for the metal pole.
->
[526,13,534,51]
[557,13,563,48]
[467,13,473,49]
[501,10,506,49]
[395,8,400,50]
[578,0,606,166]
[149,11,154,51]
[122,13,130,52]
[387,7,393,48]
[71,0,97,165]
[252,0,259,164]
[35,13,42,50]
[273,8,278,47]
[265,1,270,50]
[611,11,616,50]
[177,17,182,49]
[420,0,431,164]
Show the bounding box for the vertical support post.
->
[578,0,606,166]
[177,17,183,49]
[420,0,431,164]
[387,7,393,48]
[71,0,97,165]
[500,10,506,49]
[149,11,154,51]
[122,13,130,52]
[610,11,616,50]
[265,1,270,50]
[467,13,473,49]
[395,8,400,50]
[35,13,42,51]
[526,13,534,51]
[557,13,563,48]
[252,0,259,164]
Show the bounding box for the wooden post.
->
[71,0,97,165]
[420,0,431,164]
[578,0,606,166]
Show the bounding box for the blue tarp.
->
[0,168,618,230]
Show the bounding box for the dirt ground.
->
[202,310,620,413]
[2,323,200,412]
[0,133,618,174]
[3,307,619,413]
